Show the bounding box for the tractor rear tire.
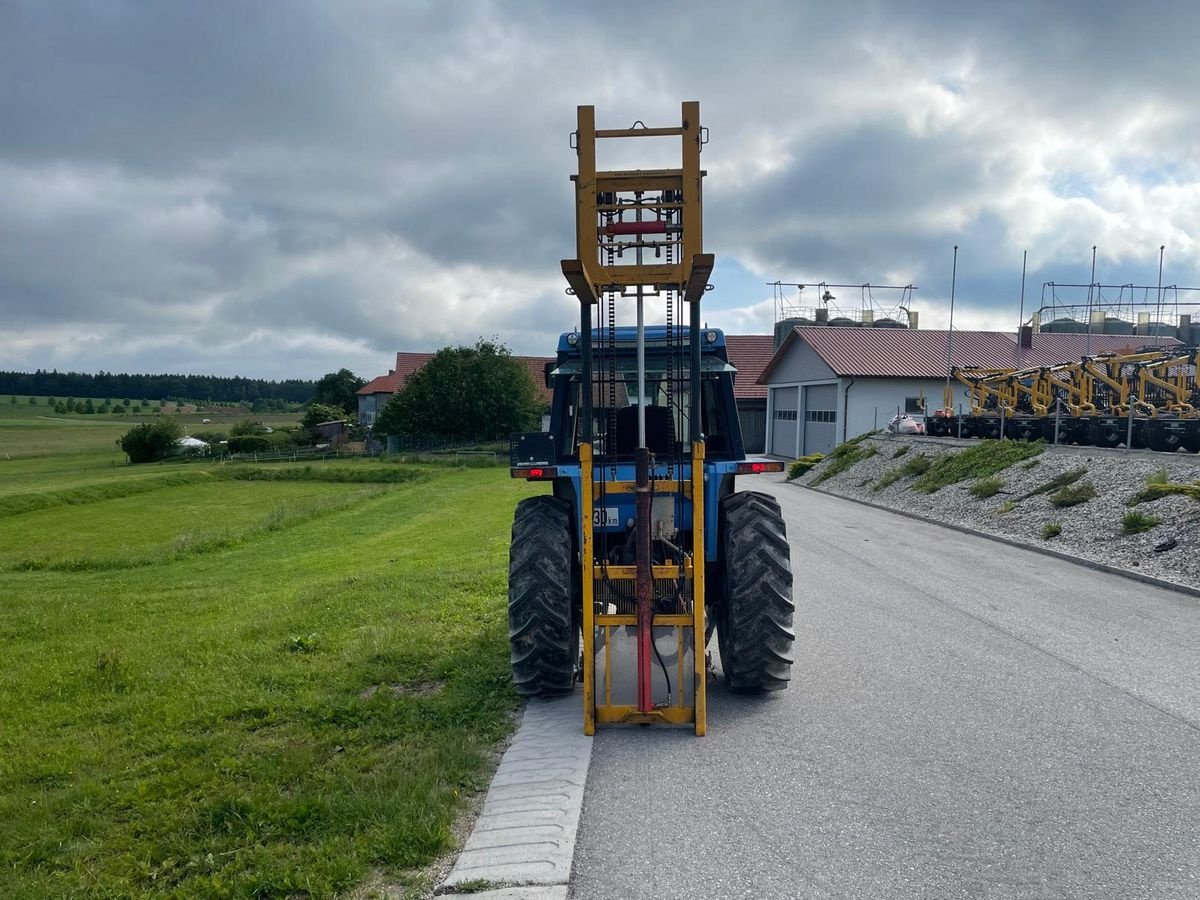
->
[508,496,578,697]
[717,491,795,693]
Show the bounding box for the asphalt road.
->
[570,479,1200,899]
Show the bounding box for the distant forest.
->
[0,370,315,405]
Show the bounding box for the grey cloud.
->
[1,0,1198,378]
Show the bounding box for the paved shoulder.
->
[570,480,1200,900]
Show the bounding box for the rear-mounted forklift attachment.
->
[569,102,710,736]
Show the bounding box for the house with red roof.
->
[758,326,1181,458]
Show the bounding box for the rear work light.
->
[736,461,785,475]
[511,466,558,480]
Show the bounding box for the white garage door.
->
[770,387,798,457]
[803,384,838,455]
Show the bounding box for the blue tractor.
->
[507,103,794,734]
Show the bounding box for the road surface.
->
[570,480,1200,899]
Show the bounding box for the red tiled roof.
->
[723,334,773,399]
[359,351,554,403]
[759,326,1184,382]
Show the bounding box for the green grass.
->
[996,500,1017,514]
[968,476,1004,499]
[1050,481,1098,507]
[787,454,824,480]
[1129,481,1200,505]
[892,445,910,459]
[0,454,533,897]
[1020,466,1088,500]
[911,439,1044,494]
[1042,521,1062,539]
[874,454,931,491]
[811,434,878,485]
[1122,509,1163,534]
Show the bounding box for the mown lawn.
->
[0,459,537,898]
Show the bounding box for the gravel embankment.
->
[793,434,1200,591]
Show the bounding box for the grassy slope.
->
[0,465,536,898]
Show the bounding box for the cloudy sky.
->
[3,1,1198,381]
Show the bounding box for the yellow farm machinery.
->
[507,102,794,735]
[928,347,1200,451]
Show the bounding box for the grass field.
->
[0,425,535,897]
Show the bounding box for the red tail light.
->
[511,466,558,480]
[736,460,784,475]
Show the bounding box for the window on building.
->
[905,397,927,413]
[774,409,797,421]
[805,410,837,423]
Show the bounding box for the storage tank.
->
[871,317,906,328]
[1040,317,1088,333]
[1135,321,1175,337]
[773,317,812,349]
[828,316,860,328]
[1102,317,1134,335]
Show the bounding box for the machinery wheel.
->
[1090,418,1123,448]
[717,491,795,693]
[508,496,578,697]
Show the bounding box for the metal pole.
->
[944,245,958,409]
[1126,401,1134,452]
[1017,250,1027,364]
[1086,245,1097,357]
[957,403,962,439]
[1000,404,1006,440]
[1155,244,1166,330]
[1054,397,1061,445]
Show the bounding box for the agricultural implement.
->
[926,346,1200,451]
[507,102,795,735]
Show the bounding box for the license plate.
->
[593,507,620,527]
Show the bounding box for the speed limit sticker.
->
[592,507,620,527]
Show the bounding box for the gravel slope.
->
[794,434,1200,590]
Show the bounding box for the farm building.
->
[759,327,1183,458]
[358,336,776,452]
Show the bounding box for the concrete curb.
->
[798,483,1200,602]
[439,692,590,899]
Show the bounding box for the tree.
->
[83,399,95,414]
[301,403,346,432]
[118,418,184,463]
[28,396,36,405]
[373,340,538,441]
[8,395,14,405]
[230,419,266,437]
[312,368,366,414]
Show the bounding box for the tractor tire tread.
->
[718,490,795,693]
[508,495,577,697]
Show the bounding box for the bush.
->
[811,438,877,485]
[1042,522,1062,539]
[1129,480,1200,505]
[118,419,184,463]
[227,435,273,454]
[787,454,824,479]
[969,476,1004,499]
[997,500,1017,514]
[1122,510,1162,535]
[230,419,268,437]
[913,439,1043,494]
[1050,481,1097,508]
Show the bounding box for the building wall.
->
[767,340,837,383]
[357,392,391,426]
[844,378,950,438]
[736,399,767,454]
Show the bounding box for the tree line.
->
[0,369,315,404]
